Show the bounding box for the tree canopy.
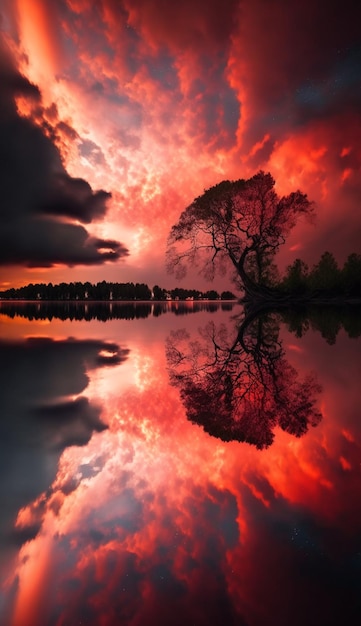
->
[167,171,314,298]
[280,251,361,300]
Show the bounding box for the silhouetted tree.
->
[281,251,361,300]
[221,290,237,300]
[204,290,220,300]
[153,285,167,300]
[282,259,309,294]
[342,253,361,296]
[166,312,322,449]
[166,171,314,301]
[308,252,341,293]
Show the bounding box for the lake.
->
[0,301,360,626]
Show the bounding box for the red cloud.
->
[3,323,360,625]
[1,0,359,288]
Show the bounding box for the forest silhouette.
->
[0,281,236,302]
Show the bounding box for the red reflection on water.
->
[2,317,360,626]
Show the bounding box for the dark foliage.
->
[167,171,314,299]
[0,281,237,302]
[281,252,361,299]
[166,312,322,449]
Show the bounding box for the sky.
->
[0,0,360,290]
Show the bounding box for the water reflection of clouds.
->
[1,314,361,626]
[0,338,128,569]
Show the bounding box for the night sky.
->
[0,0,360,289]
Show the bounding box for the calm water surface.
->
[0,302,360,626]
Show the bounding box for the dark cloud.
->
[122,0,239,52]
[0,218,126,267]
[0,66,41,101]
[0,337,128,552]
[32,397,107,450]
[0,38,128,267]
[233,0,361,151]
[56,118,79,141]
[40,174,111,223]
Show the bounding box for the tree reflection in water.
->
[167,311,322,449]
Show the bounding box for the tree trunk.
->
[237,253,281,303]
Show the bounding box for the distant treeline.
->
[280,252,361,297]
[2,251,359,302]
[0,280,237,302]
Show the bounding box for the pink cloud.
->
[1,0,360,292]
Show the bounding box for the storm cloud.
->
[0,39,128,267]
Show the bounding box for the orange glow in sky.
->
[0,0,359,290]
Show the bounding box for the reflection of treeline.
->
[0,280,237,302]
[281,305,361,344]
[281,252,361,298]
[0,301,236,322]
